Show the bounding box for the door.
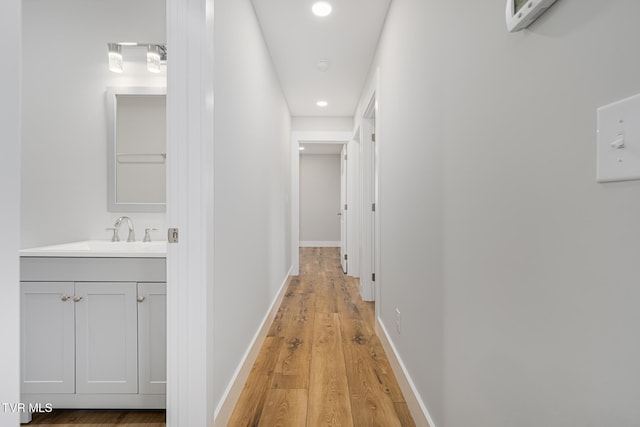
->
[340,145,348,273]
[75,282,138,394]
[359,93,377,301]
[371,112,377,296]
[138,282,167,395]
[21,282,75,394]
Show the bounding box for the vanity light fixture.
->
[107,43,123,73]
[107,43,167,74]
[316,100,328,107]
[312,1,332,17]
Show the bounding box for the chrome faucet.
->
[112,216,136,242]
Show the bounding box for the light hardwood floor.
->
[228,247,416,426]
[28,409,165,426]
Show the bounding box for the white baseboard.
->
[376,319,436,427]
[213,268,293,426]
[299,240,340,247]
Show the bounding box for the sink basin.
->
[20,240,167,258]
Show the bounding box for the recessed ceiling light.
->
[299,146,305,151]
[312,1,332,17]
[316,100,328,107]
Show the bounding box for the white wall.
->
[213,0,292,414]
[0,0,21,425]
[292,116,353,132]
[356,1,640,426]
[21,0,166,249]
[300,154,341,245]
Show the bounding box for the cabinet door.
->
[138,282,167,394]
[21,282,75,394]
[75,282,138,394]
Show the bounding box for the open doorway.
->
[19,0,167,423]
[299,142,344,257]
[291,132,352,275]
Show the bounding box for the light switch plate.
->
[597,93,640,182]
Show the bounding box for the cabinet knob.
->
[73,296,83,302]
[137,296,146,303]
[61,295,70,302]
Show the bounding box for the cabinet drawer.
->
[21,257,166,282]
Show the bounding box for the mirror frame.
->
[106,86,167,212]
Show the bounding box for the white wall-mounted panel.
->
[597,93,640,182]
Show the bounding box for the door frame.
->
[357,68,380,305]
[291,131,351,275]
[3,0,214,425]
[166,0,215,425]
[340,144,348,273]
[0,0,21,423]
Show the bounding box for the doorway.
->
[15,0,215,426]
[291,131,352,275]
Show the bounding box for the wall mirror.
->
[106,87,166,212]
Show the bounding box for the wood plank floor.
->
[28,409,165,426]
[229,247,416,426]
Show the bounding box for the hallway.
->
[228,248,415,426]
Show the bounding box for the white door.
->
[21,282,75,394]
[75,282,138,394]
[340,145,348,273]
[138,282,167,395]
[359,95,377,302]
[371,113,377,294]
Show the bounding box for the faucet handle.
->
[106,227,120,242]
[143,228,159,242]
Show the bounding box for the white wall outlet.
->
[395,308,401,335]
[597,93,640,182]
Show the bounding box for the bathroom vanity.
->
[19,241,166,410]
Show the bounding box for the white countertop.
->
[19,240,167,258]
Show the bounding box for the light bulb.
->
[107,43,123,73]
[147,45,162,73]
[312,1,332,17]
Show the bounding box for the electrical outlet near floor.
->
[395,307,401,334]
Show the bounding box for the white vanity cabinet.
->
[21,282,75,394]
[137,282,167,395]
[75,282,139,394]
[20,257,166,409]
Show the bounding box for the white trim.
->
[300,240,341,248]
[291,131,352,276]
[213,269,293,426]
[0,0,21,425]
[376,319,435,427]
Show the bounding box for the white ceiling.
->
[251,0,391,117]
